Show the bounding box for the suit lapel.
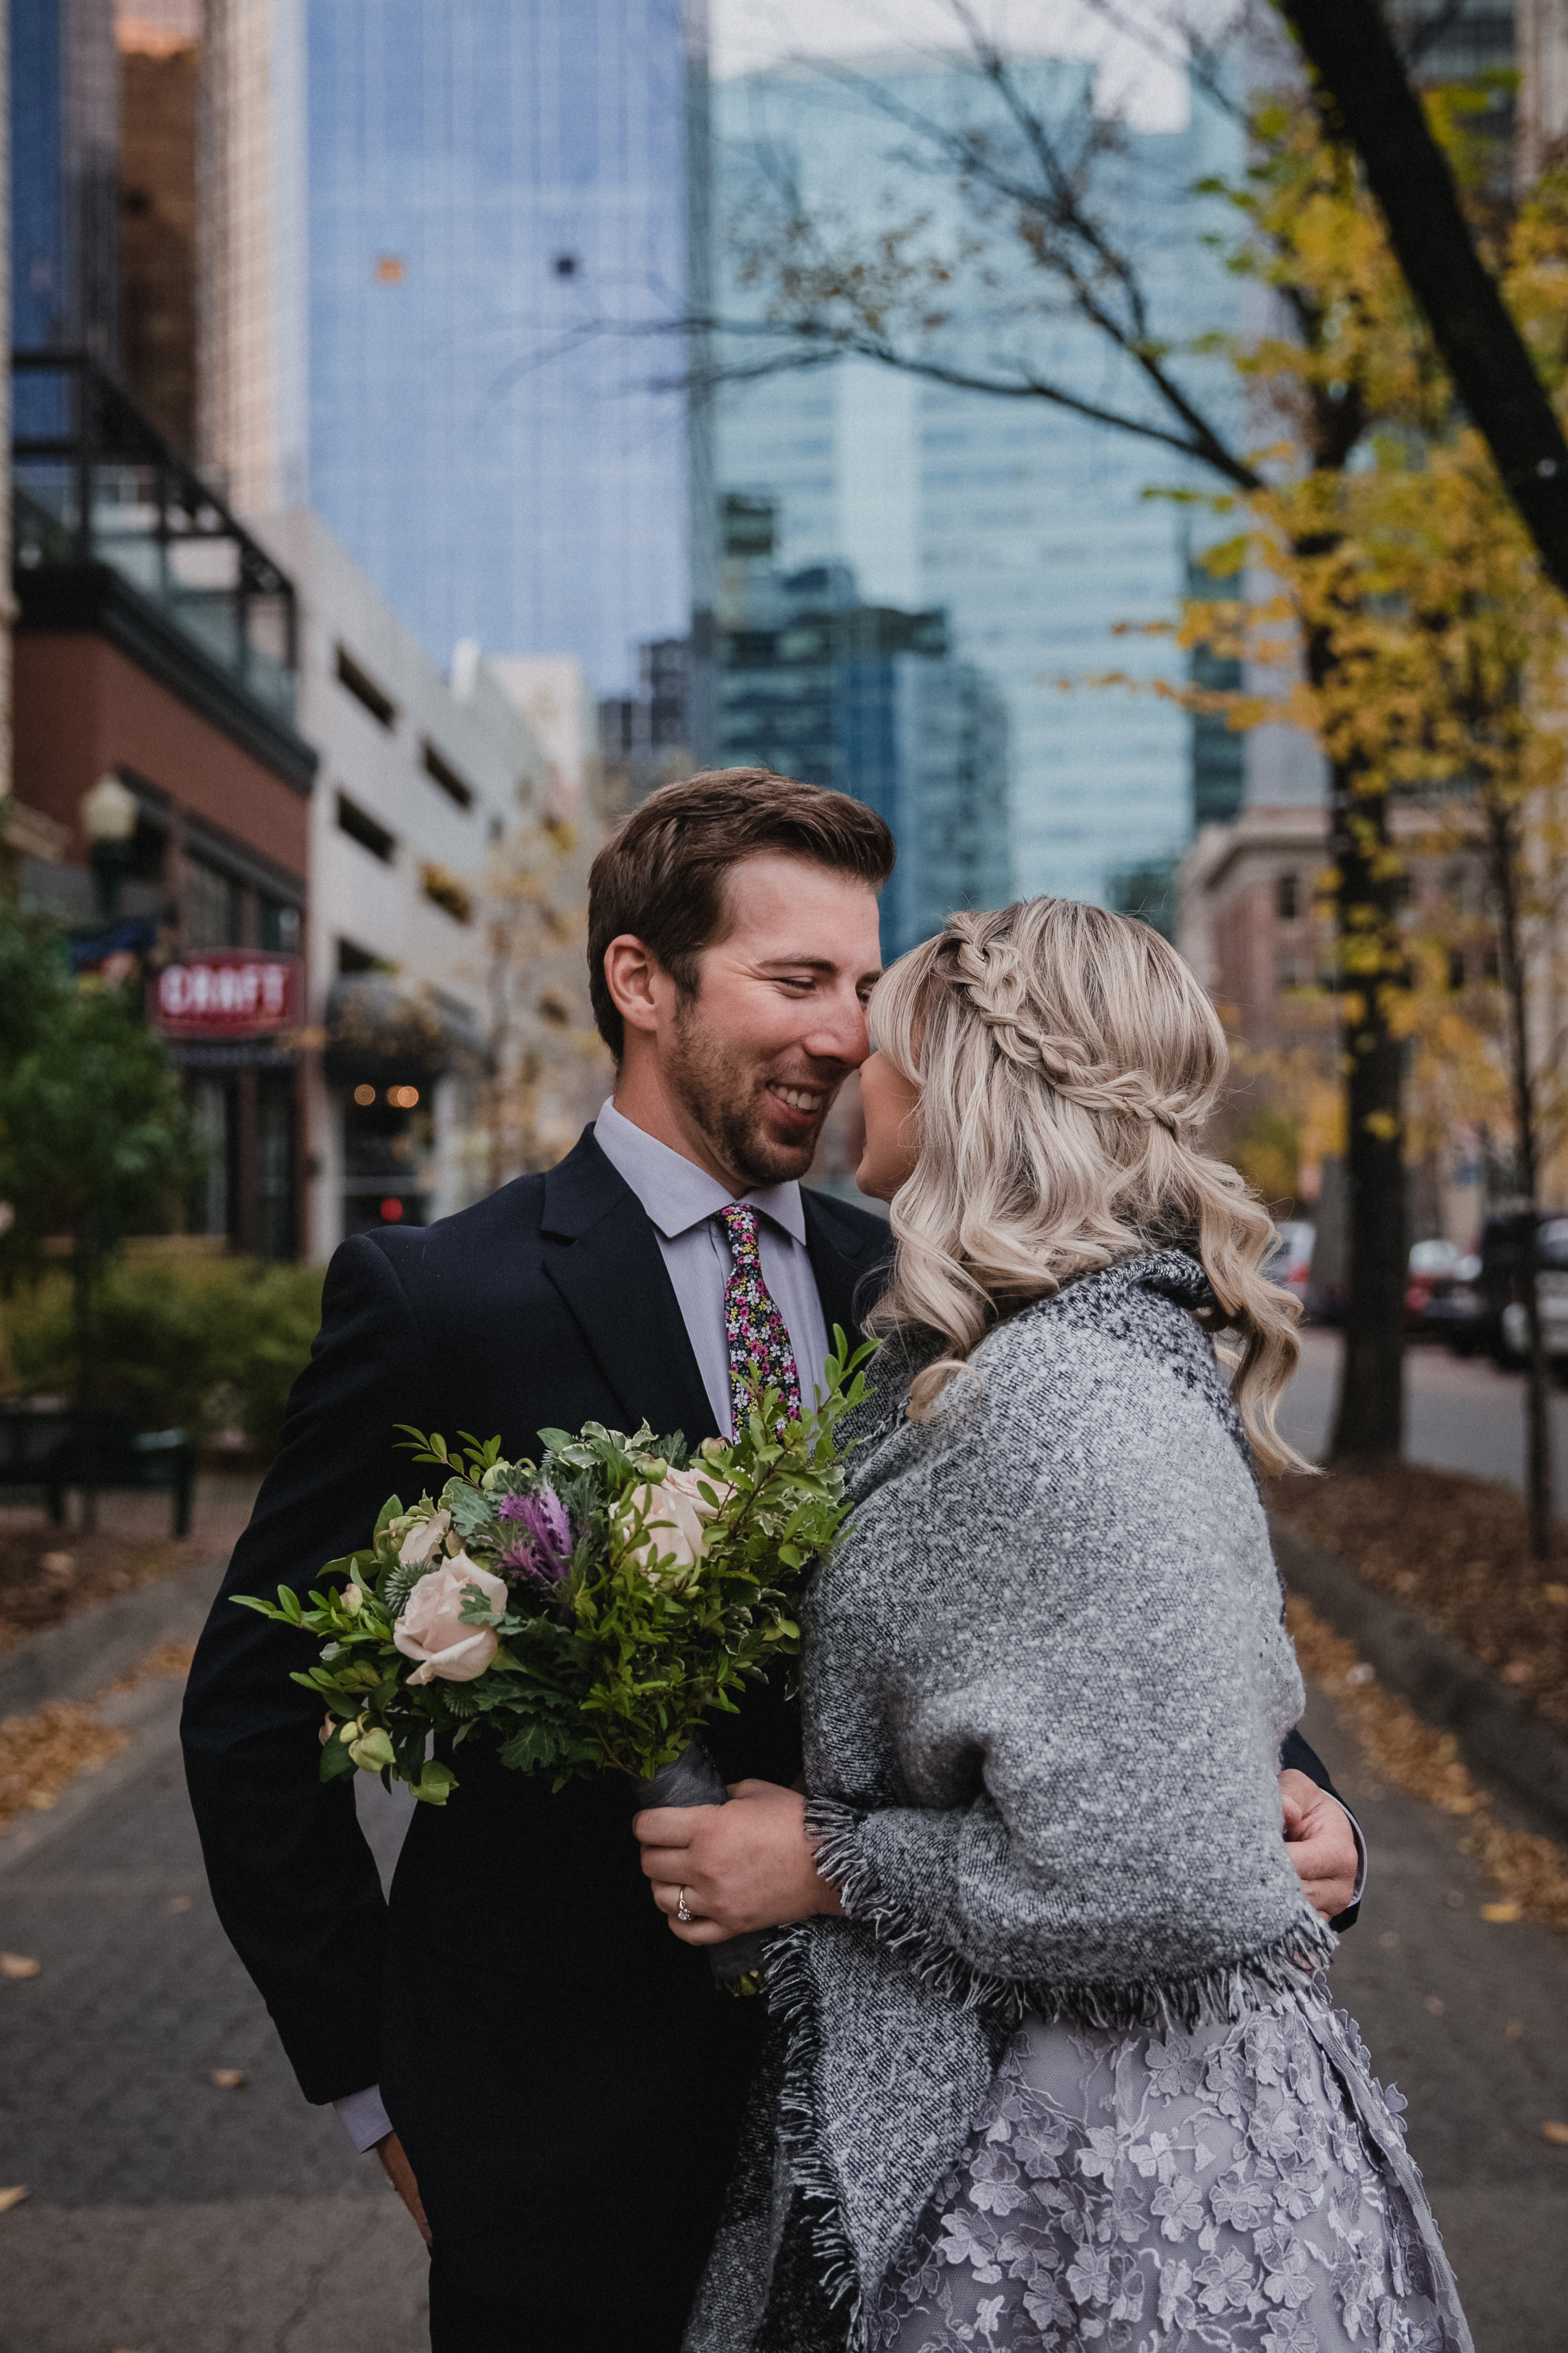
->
[803,1193,893,1352]
[540,1134,720,1445]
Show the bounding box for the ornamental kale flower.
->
[498,1485,574,1583]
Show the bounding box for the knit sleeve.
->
[802,1339,1334,2027]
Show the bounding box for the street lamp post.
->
[80,773,139,924]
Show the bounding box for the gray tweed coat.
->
[683,1250,1334,2353]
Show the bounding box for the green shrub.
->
[6,1254,324,1460]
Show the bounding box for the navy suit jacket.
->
[182,1126,1351,2318]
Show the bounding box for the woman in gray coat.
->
[639,899,1470,2353]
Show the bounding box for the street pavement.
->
[0,1690,429,2353]
[1295,1685,1568,2353]
[1280,1328,1568,1509]
[3,1571,1566,2347]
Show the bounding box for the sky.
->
[707,0,1201,129]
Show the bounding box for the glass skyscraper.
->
[710,58,1243,909]
[11,0,118,364]
[716,546,1010,960]
[202,0,695,691]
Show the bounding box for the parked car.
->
[1499,1215,1568,1371]
[1265,1219,1316,1306]
[1426,1212,1568,1367]
[1405,1237,1469,1335]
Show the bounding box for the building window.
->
[337,791,397,862]
[183,852,246,949]
[420,859,473,923]
[258,895,301,953]
[186,1078,232,1237]
[336,645,397,729]
[1276,872,1299,922]
[422,740,474,809]
[1448,948,1467,991]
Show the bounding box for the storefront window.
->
[186,1077,233,1237]
[342,1083,431,1236]
[257,1074,299,1260]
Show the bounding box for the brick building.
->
[8,354,318,1257]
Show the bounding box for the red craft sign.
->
[155,953,303,1037]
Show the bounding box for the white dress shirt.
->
[592,1097,830,1430]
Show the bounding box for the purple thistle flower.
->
[498,1485,573,1585]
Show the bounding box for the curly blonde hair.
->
[867,898,1308,1473]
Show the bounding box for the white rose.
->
[397,1507,452,1568]
[392,1553,509,1685]
[615,1464,736,1582]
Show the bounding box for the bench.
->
[0,1408,195,1538]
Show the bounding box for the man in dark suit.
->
[182,770,1361,2351]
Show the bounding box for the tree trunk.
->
[1328,780,1407,1461]
[1303,600,1407,1460]
[1489,796,1554,1560]
[1284,0,1568,599]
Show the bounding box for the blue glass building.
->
[716,550,1010,960]
[710,59,1243,909]
[207,0,694,693]
[11,0,118,365]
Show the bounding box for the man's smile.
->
[765,1081,831,1122]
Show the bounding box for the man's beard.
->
[667,1003,838,1188]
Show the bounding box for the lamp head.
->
[81,773,138,845]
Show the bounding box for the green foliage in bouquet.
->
[232,1330,875,1804]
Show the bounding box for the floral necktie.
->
[718,1203,803,1435]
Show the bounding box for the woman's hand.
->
[1279,1769,1360,1919]
[632,1778,844,1943]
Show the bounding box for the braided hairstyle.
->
[866,898,1307,1473]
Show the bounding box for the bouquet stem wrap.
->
[634,1740,771,1991]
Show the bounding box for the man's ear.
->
[603,934,664,1038]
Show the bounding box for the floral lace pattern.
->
[869,1985,1465,2353]
[720,1203,802,1433]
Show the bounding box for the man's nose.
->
[801,987,871,1069]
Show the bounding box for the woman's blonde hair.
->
[867,898,1308,1473]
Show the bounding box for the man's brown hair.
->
[587,767,895,1058]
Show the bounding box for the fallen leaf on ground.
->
[0,1954,40,1980]
[1423,1995,1446,2015]
[1286,1597,1568,1941]
[1542,2121,1568,2146]
[1269,1465,1568,1738]
[211,2068,248,2090]
[0,1701,129,1831]
[168,1895,191,1915]
[1481,1903,1523,1923]
[0,2186,29,2213]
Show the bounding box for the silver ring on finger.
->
[677,1886,692,1924]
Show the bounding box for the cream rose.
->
[616,1464,736,1582]
[392,1554,509,1685]
[395,1507,452,1569]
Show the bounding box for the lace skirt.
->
[867,1982,1471,2353]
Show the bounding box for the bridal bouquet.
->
[233,1331,873,1985]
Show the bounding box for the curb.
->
[1271,1516,1568,1845]
[0,1560,220,1720]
